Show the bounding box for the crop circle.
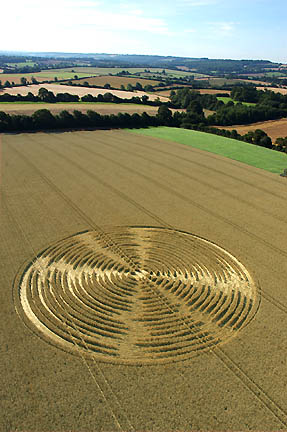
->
[14,227,259,364]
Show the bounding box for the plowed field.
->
[1,129,287,431]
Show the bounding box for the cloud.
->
[1,0,169,36]
[209,21,236,34]
[0,0,170,53]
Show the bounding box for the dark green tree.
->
[141,95,149,104]
[144,84,154,92]
[157,105,173,125]
[56,110,74,128]
[32,109,56,129]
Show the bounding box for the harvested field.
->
[1,84,169,102]
[154,89,172,97]
[1,128,287,431]
[154,88,232,98]
[256,86,287,95]
[203,108,215,117]
[218,118,287,142]
[65,76,160,88]
[0,73,52,85]
[0,102,182,116]
[198,89,231,95]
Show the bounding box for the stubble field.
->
[0,102,181,116]
[256,86,287,95]
[1,83,169,102]
[218,117,287,142]
[1,129,287,431]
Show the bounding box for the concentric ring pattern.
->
[15,227,259,364]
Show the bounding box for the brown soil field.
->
[0,83,169,102]
[1,129,287,431]
[218,117,287,141]
[0,102,183,116]
[66,76,160,88]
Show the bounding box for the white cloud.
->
[209,21,236,34]
[0,0,171,53]
[0,0,170,53]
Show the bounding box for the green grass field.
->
[130,127,287,174]
[265,71,286,78]
[66,67,165,75]
[5,62,37,67]
[217,96,256,106]
[208,78,247,86]
[138,70,208,79]
[0,70,97,84]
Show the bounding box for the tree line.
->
[0,108,163,133]
[170,87,287,126]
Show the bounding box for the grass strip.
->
[129,126,287,174]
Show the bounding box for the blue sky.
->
[2,0,286,62]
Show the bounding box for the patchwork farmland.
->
[64,76,161,88]
[1,128,287,431]
[0,67,165,86]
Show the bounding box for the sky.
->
[1,0,286,62]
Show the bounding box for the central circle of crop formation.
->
[15,227,259,364]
